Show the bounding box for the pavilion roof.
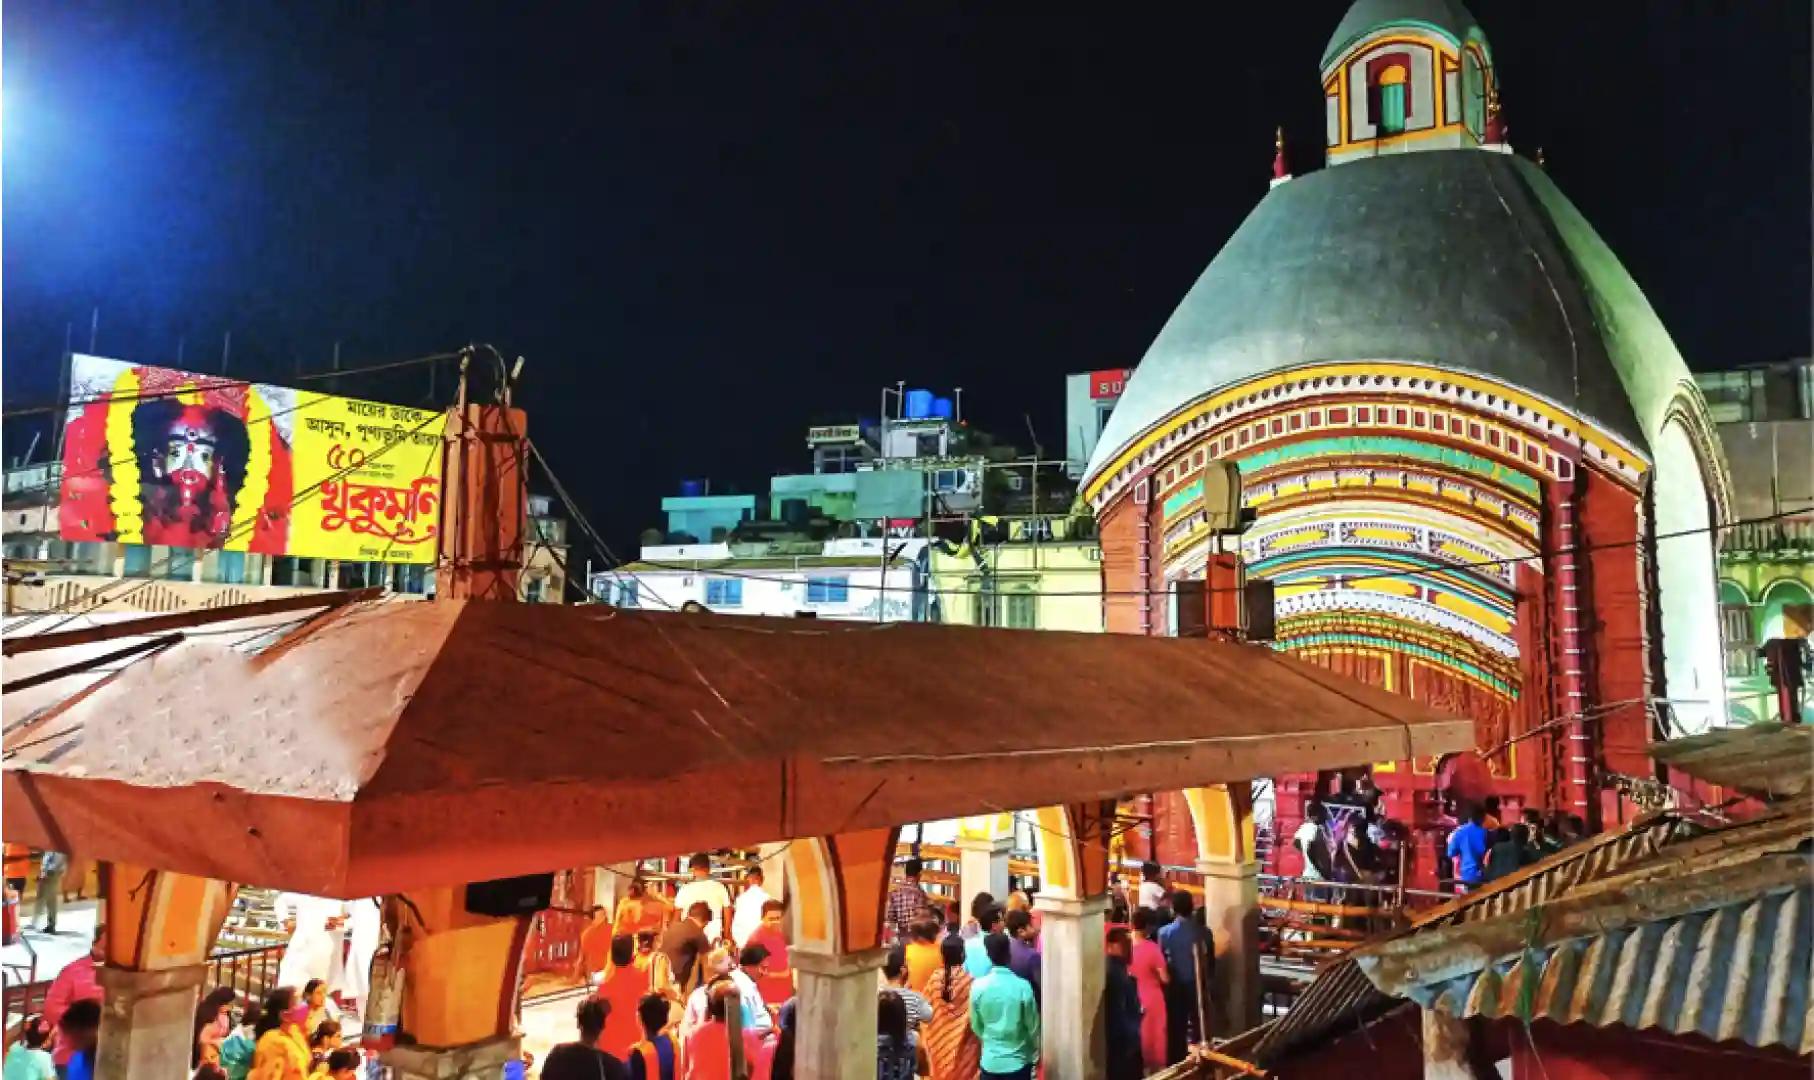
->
[3,599,1470,896]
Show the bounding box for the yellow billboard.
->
[59,355,447,564]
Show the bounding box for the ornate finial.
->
[1271,125,1291,186]
[1483,83,1506,145]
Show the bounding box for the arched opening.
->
[1652,419,1727,735]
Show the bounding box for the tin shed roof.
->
[3,599,1471,896]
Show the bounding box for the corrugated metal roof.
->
[1650,722,1813,797]
[1404,882,1812,1054]
[1243,809,1700,1064]
[1352,801,1814,1055]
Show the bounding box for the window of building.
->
[1373,65,1409,134]
[806,576,850,604]
[164,546,197,581]
[205,550,267,586]
[915,433,942,457]
[1722,601,1757,677]
[705,578,743,607]
[616,582,640,608]
[271,557,324,588]
[524,578,545,604]
[392,563,429,595]
[121,544,153,578]
[1002,590,1037,630]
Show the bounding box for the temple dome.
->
[1323,0,1481,68]
[1084,148,1706,485]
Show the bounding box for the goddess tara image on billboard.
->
[59,356,297,553]
[56,355,447,563]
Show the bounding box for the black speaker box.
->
[464,873,554,917]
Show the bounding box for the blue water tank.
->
[931,396,954,419]
[679,479,706,497]
[905,389,934,419]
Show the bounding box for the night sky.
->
[5,2,1809,552]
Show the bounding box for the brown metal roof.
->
[1649,722,1813,798]
[2,599,1471,896]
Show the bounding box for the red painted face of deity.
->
[161,406,219,504]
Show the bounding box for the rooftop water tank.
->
[905,389,934,419]
[931,396,954,419]
[679,479,707,498]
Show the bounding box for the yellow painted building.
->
[928,513,1103,633]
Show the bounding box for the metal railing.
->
[525,906,589,976]
[204,942,287,1002]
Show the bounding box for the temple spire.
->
[1271,126,1292,188]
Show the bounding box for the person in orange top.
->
[903,917,942,995]
[576,906,615,983]
[615,878,671,938]
[742,901,792,1006]
[597,935,652,1056]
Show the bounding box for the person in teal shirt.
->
[964,904,1004,978]
[968,933,1038,1079]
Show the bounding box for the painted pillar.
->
[955,813,1015,918]
[1421,1006,1475,1080]
[1032,801,1115,1080]
[792,947,888,1076]
[784,827,899,1079]
[96,862,237,1080]
[1183,783,1261,1037]
[381,885,532,1078]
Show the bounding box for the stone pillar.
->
[386,1037,522,1080]
[956,833,1012,917]
[95,964,206,1079]
[1421,1006,1476,1079]
[792,947,887,1078]
[1197,859,1261,1037]
[1034,893,1109,1080]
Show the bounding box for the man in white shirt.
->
[275,892,348,991]
[729,866,772,948]
[729,943,776,1034]
[1136,862,1168,910]
[671,853,732,944]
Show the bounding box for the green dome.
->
[1322,0,1481,67]
[1085,149,1704,485]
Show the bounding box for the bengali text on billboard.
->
[57,355,448,564]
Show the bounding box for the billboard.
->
[1089,368,1134,399]
[57,355,447,564]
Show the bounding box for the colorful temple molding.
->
[1083,0,1731,886]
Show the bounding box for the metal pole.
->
[87,307,99,354]
[221,331,232,374]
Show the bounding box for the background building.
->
[1700,359,1814,722]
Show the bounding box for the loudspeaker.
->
[464,873,554,917]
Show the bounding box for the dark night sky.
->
[5,2,1809,551]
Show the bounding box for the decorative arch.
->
[1182,784,1257,866]
[1719,578,1752,606]
[784,826,899,956]
[1759,578,1814,642]
[1029,802,1115,902]
[1651,415,1729,735]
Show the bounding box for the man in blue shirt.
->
[1446,806,1491,892]
[1158,891,1208,1064]
[1004,908,1042,1004]
[969,933,1040,1079]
